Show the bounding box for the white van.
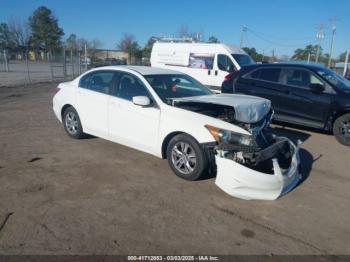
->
[150,42,255,90]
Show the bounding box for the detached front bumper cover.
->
[215,139,302,200]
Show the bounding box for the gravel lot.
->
[0,83,349,255]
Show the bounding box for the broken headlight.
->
[205,125,255,146]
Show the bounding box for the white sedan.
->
[53,66,301,200]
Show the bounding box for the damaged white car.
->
[53,66,301,200]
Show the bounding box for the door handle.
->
[78,90,86,96]
[208,70,211,75]
[215,70,218,76]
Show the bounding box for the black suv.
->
[221,63,350,146]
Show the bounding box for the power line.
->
[247,28,315,41]
[246,28,317,47]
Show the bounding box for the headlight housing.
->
[205,125,255,146]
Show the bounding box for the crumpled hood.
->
[173,94,271,123]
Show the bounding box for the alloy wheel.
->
[171,142,197,175]
[65,111,78,135]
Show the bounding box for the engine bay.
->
[174,101,293,174]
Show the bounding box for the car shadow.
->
[273,120,331,136]
[269,126,311,144]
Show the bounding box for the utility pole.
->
[240,25,247,48]
[315,24,324,64]
[271,49,275,62]
[328,17,340,68]
[307,52,311,64]
[344,50,349,77]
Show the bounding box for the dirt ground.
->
[0,83,349,255]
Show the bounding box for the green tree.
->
[338,51,348,62]
[66,33,77,50]
[0,23,15,50]
[242,47,263,62]
[28,6,64,56]
[291,45,319,61]
[142,36,158,60]
[117,34,140,64]
[208,36,219,43]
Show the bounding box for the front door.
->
[108,72,160,154]
[213,54,237,89]
[278,67,333,127]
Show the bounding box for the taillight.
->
[54,87,61,94]
[225,73,233,81]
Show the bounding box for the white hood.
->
[173,94,271,123]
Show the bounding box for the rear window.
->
[247,68,281,83]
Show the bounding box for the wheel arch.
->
[61,104,75,120]
[161,131,206,159]
[161,131,185,159]
[332,109,350,127]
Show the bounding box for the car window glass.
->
[285,69,312,88]
[145,74,212,104]
[116,73,150,101]
[217,54,234,72]
[231,54,255,66]
[82,71,114,94]
[189,53,214,69]
[79,74,91,88]
[310,74,323,85]
[259,68,281,82]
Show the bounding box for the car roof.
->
[94,65,183,75]
[241,63,327,71]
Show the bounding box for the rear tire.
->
[166,134,208,180]
[333,113,350,146]
[63,107,86,139]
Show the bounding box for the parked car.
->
[222,63,350,146]
[53,66,301,200]
[151,42,255,91]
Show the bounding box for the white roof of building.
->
[95,66,182,75]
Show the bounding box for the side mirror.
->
[132,96,151,106]
[310,83,325,93]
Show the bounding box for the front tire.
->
[63,107,86,139]
[166,134,208,180]
[333,113,350,146]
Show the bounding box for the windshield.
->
[232,54,255,66]
[317,68,350,90]
[144,74,213,104]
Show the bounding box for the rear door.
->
[77,70,116,137]
[235,67,286,113]
[278,67,333,127]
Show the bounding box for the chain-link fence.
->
[0,48,132,87]
[0,49,87,87]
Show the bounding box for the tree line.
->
[0,5,347,65]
